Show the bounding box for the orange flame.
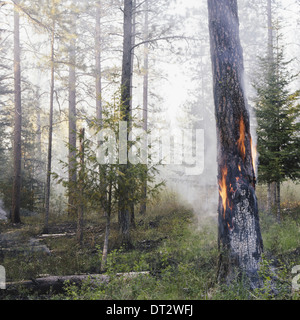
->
[237,117,246,161]
[250,137,257,176]
[219,166,228,219]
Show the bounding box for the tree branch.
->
[131,35,202,51]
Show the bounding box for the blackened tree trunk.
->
[68,13,77,217]
[11,0,22,224]
[44,19,55,234]
[119,0,133,248]
[207,0,263,288]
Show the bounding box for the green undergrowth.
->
[59,214,220,300]
[59,190,300,300]
[1,188,300,300]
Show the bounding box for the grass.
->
[0,184,300,300]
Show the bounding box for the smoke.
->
[0,199,7,221]
[156,0,263,222]
[159,124,218,221]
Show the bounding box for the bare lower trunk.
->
[267,183,271,213]
[276,182,281,223]
[77,129,85,245]
[101,213,110,271]
[273,182,277,207]
[139,183,147,215]
[101,180,112,271]
[207,0,263,288]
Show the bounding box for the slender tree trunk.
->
[101,180,112,272]
[101,212,110,271]
[207,0,263,288]
[68,14,77,217]
[276,182,281,223]
[95,0,102,122]
[273,182,277,207]
[268,181,276,208]
[95,1,112,264]
[267,0,273,61]
[119,0,133,248]
[35,89,43,202]
[77,128,85,245]
[129,0,136,227]
[139,0,149,216]
[129,0,136,114]
[267,1,277,214]
[11,0,22,224]
[36,89,42,157]
[44,20,55,234]
[267,182,271,213]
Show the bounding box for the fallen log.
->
[5,274,109,295]
[38,233,75,238]
[4,271,150,295]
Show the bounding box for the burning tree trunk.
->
[207,0,263,288]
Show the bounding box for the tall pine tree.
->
[254,29,300,222]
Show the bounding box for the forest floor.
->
[0,185,300,300]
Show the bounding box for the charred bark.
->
[207,0,263,288]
